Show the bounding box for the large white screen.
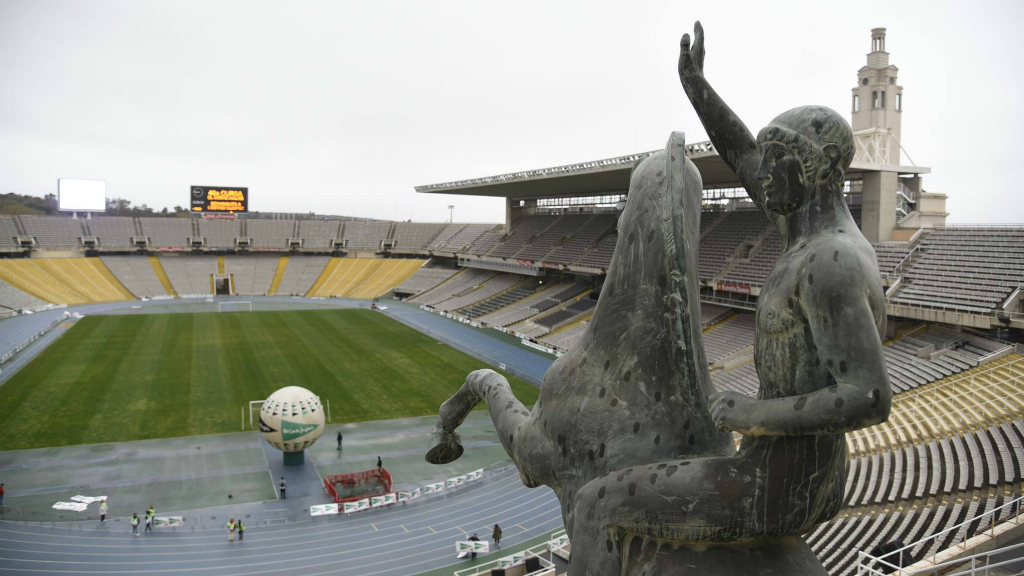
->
[58,179,106,212]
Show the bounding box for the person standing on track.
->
[376,456,382,469]
[492,524,502,549]
[131,513,140,536]
[237,518,245,541]
[227,518,236,542]
[0,483,5,507]
[279,477,286,499]
[99,499,107,523]
[337,431,343,451]
[468,533,481,560]
[145,504,154,533]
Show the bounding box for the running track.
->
[0,467,562,575]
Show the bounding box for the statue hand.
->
[709,389,754,433]
[678,21,706,82]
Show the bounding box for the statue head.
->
[755,106,854,215]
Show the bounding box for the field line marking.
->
[370,523,378,532]
[427,525,436,533]
[401,525,409,533]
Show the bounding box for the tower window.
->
[881,91,886,108]
[896,93,902,111]
[872,91,879,108]
[853,94,860,113]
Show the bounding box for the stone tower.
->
[851,28,903,165]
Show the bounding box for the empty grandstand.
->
[298,220,341,248]
[0,258,133,304]
[86,217,137,248]
[159,256,217,295]
[247,219,295,249]
[225,256,278,295]
[141,217,192,249]
[391,223,445,252]
[101,256,170,298]
[342,221,392,251]
[306,257,424,299]
[0,279,49,311]
[198,218,240,249]
[20,215,84,249]
[890,226,1024,315]
[273,255,330,296]
[394,267,458,297]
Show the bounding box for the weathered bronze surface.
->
[427,21,891,575]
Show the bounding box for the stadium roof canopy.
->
[416,140,930,200]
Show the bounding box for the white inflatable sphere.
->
[259,386,326,452]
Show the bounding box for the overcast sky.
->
[1,0,1022,224]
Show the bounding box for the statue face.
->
[757,142,809,215]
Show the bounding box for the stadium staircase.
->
[148,256,177,296]
[267,256,289,295]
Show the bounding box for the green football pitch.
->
[0,309,539,451]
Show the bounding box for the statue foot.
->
[425,426,464,464]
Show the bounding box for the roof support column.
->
[505,197,514,232]
[860,170,897,243]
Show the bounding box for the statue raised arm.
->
[678,22,766,214]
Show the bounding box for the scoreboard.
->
[191,186,248,213]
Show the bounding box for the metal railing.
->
[857,495,1023,575]
[885,244,919,278]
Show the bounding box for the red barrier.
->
[323,468,393,504]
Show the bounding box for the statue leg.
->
[425,369,543,487]
[568,455,764,576]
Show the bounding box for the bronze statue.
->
[427,21,891,575]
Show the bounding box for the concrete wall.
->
[861,171,899,243]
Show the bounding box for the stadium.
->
[1,9,1023,576]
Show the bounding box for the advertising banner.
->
[154,516,184,528]
[310,504,339,517]
[498,552,527,568]
[716,282,752,295]
[455,541,489,554]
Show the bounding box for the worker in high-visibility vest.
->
[237,519,245,541]
[130,513,140,536]
[227,519,236,542]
